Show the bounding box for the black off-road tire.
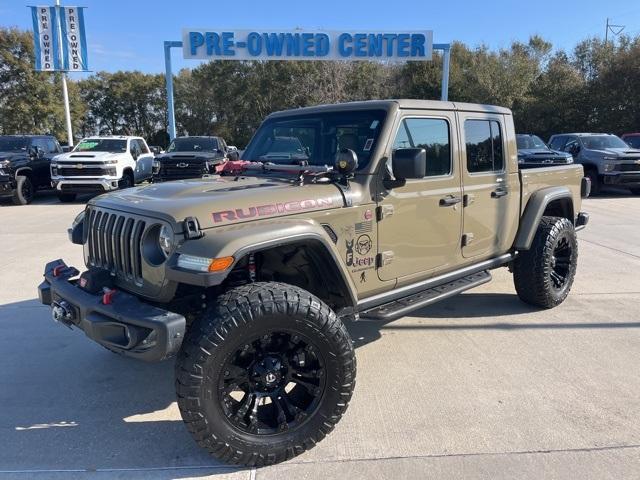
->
[513,216,578,309]
[12,175,34,205]
[585,168,600,195]
[175,282,356,467]
[57,193,77,203]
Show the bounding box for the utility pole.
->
[55,0,74,147]
[605,18,625,45]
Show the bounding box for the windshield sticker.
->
[363,138,374,151]
[77,141,98,150]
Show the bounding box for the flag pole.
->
[55,0,73,147]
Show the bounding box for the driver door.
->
[377,112,463,282]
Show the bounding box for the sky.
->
[1,0,639,76]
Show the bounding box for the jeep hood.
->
[91,176,345,230]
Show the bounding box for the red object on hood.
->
[216,160,253,175]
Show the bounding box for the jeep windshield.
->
[0,137,28,152]
[243,110,387,169]
[167,137,218,153]
[582,135,629,150]
[74,139,127,153]
[517,135,548,150]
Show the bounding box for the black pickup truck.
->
[0,135,62,205]
[152,136,237,182]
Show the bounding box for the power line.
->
[605,18,626,44]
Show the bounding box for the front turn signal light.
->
[208,256,234,272]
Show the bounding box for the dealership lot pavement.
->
[0,190,639,479]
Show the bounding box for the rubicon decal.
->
[212,197,334,223]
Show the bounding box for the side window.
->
[45,138,58,153]
[137,139,149,154]
[392,118,451,177]
[465,119,503,173]
[563,137,578,153]
[129,140,140,156]
[32,138,48,152]
[549,136,565,151]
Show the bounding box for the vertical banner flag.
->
[60,6,89,71]
[30,6,61,71]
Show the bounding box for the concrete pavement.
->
[0,190,639,479]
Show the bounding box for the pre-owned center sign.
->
[183,29,433,62]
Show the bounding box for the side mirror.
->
[392,148,426,180]
[130,149,138,160]
[228,150,239,161]
[335,148,358,174]
[29,146,41,158]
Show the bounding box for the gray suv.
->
[548,133,640,195]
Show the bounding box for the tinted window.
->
[563,137,579,152]
[74,139,127,153]
[625,136,640,149]
[244,110,386,168]
[32,138,48,152]
[136,139,149,154]
[548,136,566,150]
[167,137,218,153]
[465,120,503,173]
[582,135,629,150]
[0,137,29,151]
[393,118,451,177]
[517,135,547,150]
[45,138,58,153]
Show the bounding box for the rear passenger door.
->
[459,114,519,259]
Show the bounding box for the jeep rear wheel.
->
[175,282,356,467]
[513,216,578,308]
[12,175,34,205]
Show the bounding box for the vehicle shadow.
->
[3,294,640,475]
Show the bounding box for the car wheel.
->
[513,216,578,309]
[176,282,356,466]
[12,175,34,205]
[118,173,133,190]
[57,193,77,203]
[585,169,600,195]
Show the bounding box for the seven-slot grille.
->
[85,207,147,284]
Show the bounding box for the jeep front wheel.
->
[513,216,578,308]
[175,282,356,466]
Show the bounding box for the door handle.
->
[491,188,508,198]
[439,195,462,206]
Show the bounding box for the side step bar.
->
[359,270,492,321]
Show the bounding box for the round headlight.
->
[158,225,174,257]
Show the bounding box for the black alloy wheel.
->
[219,331,325,435]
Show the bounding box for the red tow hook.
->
[52,265,66,277]
[102,288,117,305]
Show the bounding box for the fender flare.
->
[168,219,358,307]
[514,186,573,250]
[14,166,33,178]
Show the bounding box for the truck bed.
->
[519,164,584,217]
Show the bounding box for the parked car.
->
[621,133,640,149]
[50,136,154,202]
[152,136,236,182]
[40,99,589,467]
[548,133,640,195]
[0,135,62,205]
[516,134,573,168]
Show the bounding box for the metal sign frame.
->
[163,40,451,141]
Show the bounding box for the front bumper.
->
[603,173,640,186]
[38,259,186,362]
[52,177,120,193]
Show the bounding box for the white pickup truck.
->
[50,136,154,202]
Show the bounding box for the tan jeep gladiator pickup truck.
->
[38,99,589,466]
